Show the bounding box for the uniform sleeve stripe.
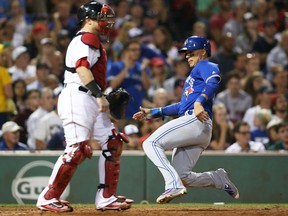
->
[206,74,221,83]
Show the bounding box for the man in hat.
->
[0,121,28,150]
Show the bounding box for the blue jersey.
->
[179,60,220,118]
[107,61,145,118]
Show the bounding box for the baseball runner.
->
[37,1,132,212]
[133,36,240,204]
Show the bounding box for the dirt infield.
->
[1,205,288,216]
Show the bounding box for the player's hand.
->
[133,106,150,121]
[194,102,209,122]
[96,96,110,112]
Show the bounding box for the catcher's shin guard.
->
[44,141,92,200]
[99,129,128,198]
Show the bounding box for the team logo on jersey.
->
[184,87,194,99]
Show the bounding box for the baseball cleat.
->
[216,168,240,199]
[117,195,134,204]
[156,188,187,204]
[96,201,130,211]
[38,201,73,212]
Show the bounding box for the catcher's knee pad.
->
[44,141,92,200]
[99,129,125,198]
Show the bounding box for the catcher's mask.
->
[77,1,115,40]
[178,36,211,57]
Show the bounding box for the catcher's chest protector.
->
[81,32,107,90]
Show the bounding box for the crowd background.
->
[0,0,287,152]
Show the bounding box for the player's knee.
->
[62,141,92,165]
[102,133,123,161]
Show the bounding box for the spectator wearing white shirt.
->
[34,87,63,150]
[26,62,50,91]
[225,121,266,153]
[8,46,36,85]
[243,86,274,131]
[26,87,54,150]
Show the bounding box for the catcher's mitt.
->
[105,88,130,120]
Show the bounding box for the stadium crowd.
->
[0,0,287,152]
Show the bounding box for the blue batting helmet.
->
[179,36,211,57]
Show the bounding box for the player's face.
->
[185,49,206,67]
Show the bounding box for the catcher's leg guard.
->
[44,141,92,200]
[99,129,127,198]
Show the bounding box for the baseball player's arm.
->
[133,103,180,121]
[194,76,220,122]
[76,64,109,112]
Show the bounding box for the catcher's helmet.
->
[179,36,211,57]
[77,1,115,35]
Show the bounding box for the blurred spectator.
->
[223,52,247,85]
[266,118,282,148]
[111,21,137,61]
[250,108,272,148]
[169,0,197,41]
[251,0,268,32]
[123,124,140,150]
[235,12,258,53]
[0,46,15,127]
[34,87,63,150]
[24,23,49,59]
[209,103,234,150]
[209,31,237,92]
[8,46,36,85]
[7,0,32,46]
[196,0,219,24]
[26,62,50,91]
[26,87,54,150]
[222,0,249,37]
[129,3,144,28]
[272,65,288,97]
[151,88,169,108]
[267,121,288,151]
[0,121,29,150]
[13,89,40,144]
[113,0,131,29]
[147,57,167,100]
[44,74,62,90]
[215,72,252,125]
[243,71,265,106]
[173,78,185,102]
[209,0,232,47]
[48,0,77,38]
[163,58,189,98]
[55,29,71,59]
[127,27,166,63]
[225,121,266,152]
[243,86,274,131]
[270,93,288,122]
[147,25,180,66]
[192,21,217,55]
[12,78,26,113]
[243,53,261,78]
[107,40,151,118]
[266,30,288,80]
[31,37,64,82]
[252,20,278,75]
[141,9,159,44]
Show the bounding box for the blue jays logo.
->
[184,86,194,99]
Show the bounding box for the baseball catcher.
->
[106,88,130,120]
